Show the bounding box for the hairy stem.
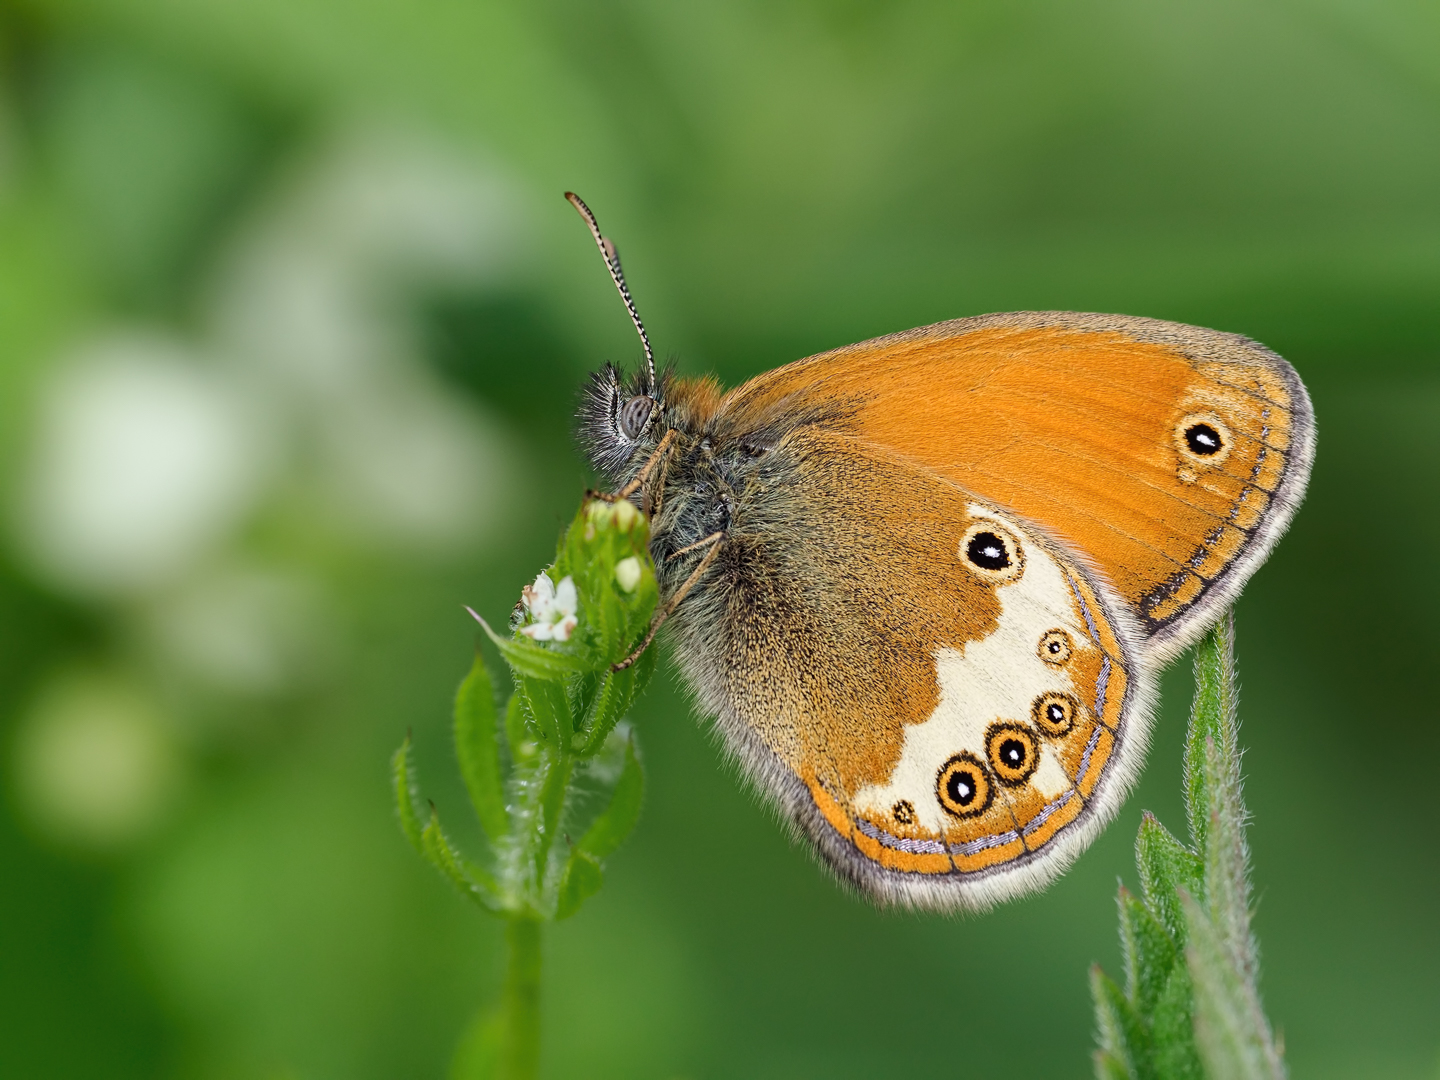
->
[500,917,542,1080]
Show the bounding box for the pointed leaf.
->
[521,676,571,749]
[473,612,589,680]
[454,653,509,842]
[1136,813,1203,943]
[1094,1051,1134,1080]
[555,851,604,920]
[513,746,573,906]
[392,735,424,854]
[628,627,660,693]
[1186,613,1238,853]
[568,669,602,727]
[1090,966,1145,1080]
[1182,891,1285,1080]
[533,750,573,893]
[504,692,535,765]
[1119,886,1178,1017]
[577,735,644,860]
[574,667,638,755]
[1191,614,1263,994]
[421,807,504,913]
[1202,734,1259,989]
[1150,965,1204,1080]
[590,572,625,660]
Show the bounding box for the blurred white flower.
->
[317,374,505,551]
[519,571,578,642]
[207,123,521,554]
[7,120,531,760]
[13,669,182,850]
[16,334,267,596]
[140,564,327,698]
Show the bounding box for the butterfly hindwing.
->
[667,429,1152,909]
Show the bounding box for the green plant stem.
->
[398,498,659,1077]
[1090,612,1285,1079]
[500,917,542,1080]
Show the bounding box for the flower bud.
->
[585,497,640,530]
[614,556,642,593]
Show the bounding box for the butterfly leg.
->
[590,429,676,507]
[612,533,723,672]
[666,531,725,561]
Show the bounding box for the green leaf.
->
[1182,891,1285,1080]
[1135,812,1203,944]
[1093,1051,1134,1080]
[576,735,644,860]
[552,497,658,666]
[1090,965,1144,1080]
[392,735,424,854]
[568,669,601,726]
[1150,966,1204,1080]
[509,741,573,906]
[1201,734,1259,990]
[1118,886,1177,1017]
[1185,612,1238,854]
[555,851,603,921]
[454,653,509,843]
[532,750,572,894]
[588,571,624,661]
[1091,613,1283,1080]
[421,806,504,913]
[549,734,644,920]
[1192,619,1259,990]
[520,676,570,749]
[504,693,534,765]
[473,611,589,680]
[627,630,660,695]
[573,667,638,755]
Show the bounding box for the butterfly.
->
[565,193,1314,911]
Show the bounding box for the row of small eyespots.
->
[918,689,1083,824]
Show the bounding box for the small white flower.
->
[614,556,642,593]
[518,571,579,642]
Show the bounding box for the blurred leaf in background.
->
[0,2,1436,1078]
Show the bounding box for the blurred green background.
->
[0,1,1435,1077]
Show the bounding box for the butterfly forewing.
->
[711,312,1315,660]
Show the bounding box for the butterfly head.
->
[578,361,669,480]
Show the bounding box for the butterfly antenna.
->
[565,192,657,394]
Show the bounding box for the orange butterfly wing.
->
[664,427,1150,910]
[710,312,1315,658]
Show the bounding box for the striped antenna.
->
[565,192,656,393]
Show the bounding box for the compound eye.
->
[937,753,994,818]
[618,395,655,439]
